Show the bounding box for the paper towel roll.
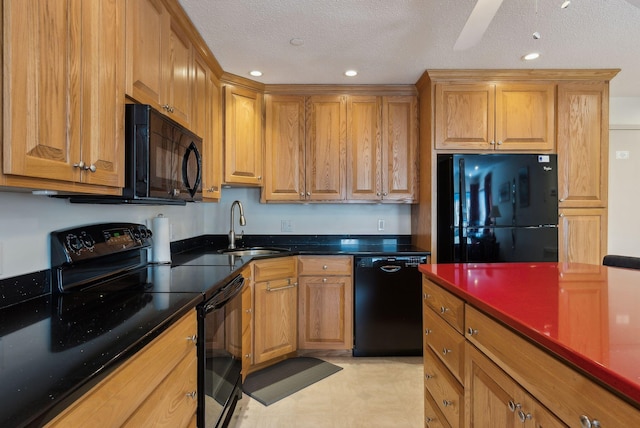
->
[151,214,171,264]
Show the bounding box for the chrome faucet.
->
[228,200,246,249]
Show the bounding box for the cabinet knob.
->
[442,348,452,355]
[517,410,532,423]
[559,213,565,218]
[306,192,311,196]
[579,415,601,428]
[186,391,197,399]
[497,140,503,145]
[84,164,97,173]
[424,293,431,299]
[257,176,262,180]
[300,192,305,197]
[186,335,197,343]
[376,192,381,196]
[425,417,433,423]
[440,306,449,314]
[425,373,434,380]
[322,278,327,282]
[559,198,565,202]
[467,327,479,336]
[245,353,252,359]
[425,328,432,335]
[442,399,453,407]
[245,308,252,313]
[322,265,328,270]
[383,192,388,196]
[490,140,495,145]
[73,161,85,169]
[508,400,521,412]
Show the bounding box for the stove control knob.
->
[132,228,141,241]
[80,232,95,251]
[65,233,84,254]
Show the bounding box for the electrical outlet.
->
[616,150,630,160]
[378,219,385,231]
[281,220,293,232]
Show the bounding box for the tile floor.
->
[227,356,424,428]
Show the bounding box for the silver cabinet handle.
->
[442,399,453,407]
[440,306,449,314]
[84,164,97,172]
[186,391,197,399]
[424,293,431,299]
[186,335,197,343]
[442,348,452,355]
[467,327,478,336]
[508,400,521,412]
[73,161,85,169]
[517,410,532,423]
[580,415,601,428]
[266,281,297,292]
[424,328,432,335]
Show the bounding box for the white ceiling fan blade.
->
[453,0,505,51]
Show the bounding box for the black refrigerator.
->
[437,154,559,263]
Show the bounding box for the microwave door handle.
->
[182,142,202,197]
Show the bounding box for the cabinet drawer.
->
[424,347,464,428]
[465,305,640,428]
[423,307,465,383]
[253,256,297,282]
[423,278,464,334]
[298,255,353,276]
[424,386,452,428]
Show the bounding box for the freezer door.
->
[463,226,558,263]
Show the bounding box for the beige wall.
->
[608,97,640,257]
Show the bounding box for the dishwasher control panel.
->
[356,256,428,268]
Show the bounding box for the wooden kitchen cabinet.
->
[193,53,222,201]
[298,256,353,350]
[224,85,264,185]
[263,95,306,201]
[2,0,124,193]
[125,0,193,128]
[305,95,347,200]
[45,310,198,428]
[466,343,566,428]
[558,207,607,265]
[434,82,555,151]
[347,96,418,202]
[252,257,298,364]
[422,278,465,428]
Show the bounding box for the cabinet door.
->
[194,55,222,201]
[298,275,353,349]
[3,0,81,182]
[558,208,607,264]
[263,95,306,201]
[224,85,263,185]
[253,278,298,363]
[164,16,192,127]
[434,83,494,150]
[125,0,167,108]
[305,95,347,200]
[79,0,125,188]
[495,83,555,151]
[557,82,608,208]
[466,344,566,428]
[347,96,381,200]
[382,96,418,201]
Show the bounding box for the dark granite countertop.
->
[0,234,429,427]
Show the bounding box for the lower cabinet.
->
[252,257,298,364]
[45,310,198,428]
[298,255,353,350]
[423,277,640,428]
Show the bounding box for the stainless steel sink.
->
[217,247,290,256]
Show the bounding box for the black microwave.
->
[69,104,202,205]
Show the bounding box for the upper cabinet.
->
[263,92,417,203]
[193,53,222,201]
[125,0,192,128]
[223,85,264,186]
[434,82,555,151]
[347,96,418,202]
[305,95,348,200]
[2,0,124,193]
[557,82,608,208]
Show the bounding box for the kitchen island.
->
[419,262,640,427]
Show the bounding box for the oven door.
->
[198,275,244,428]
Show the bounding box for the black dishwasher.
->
[353,255,427,357]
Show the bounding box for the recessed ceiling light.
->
[249,70,263,77]
[561,1,571,9]
[344,70,358,77]
[522,52,540,61]
[290,38,304,46]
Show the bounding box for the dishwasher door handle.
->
[380,265,402,273]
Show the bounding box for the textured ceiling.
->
[179,0,640,97]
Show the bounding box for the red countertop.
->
[419,262,640,407]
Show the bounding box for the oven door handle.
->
[204,275,245,313]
